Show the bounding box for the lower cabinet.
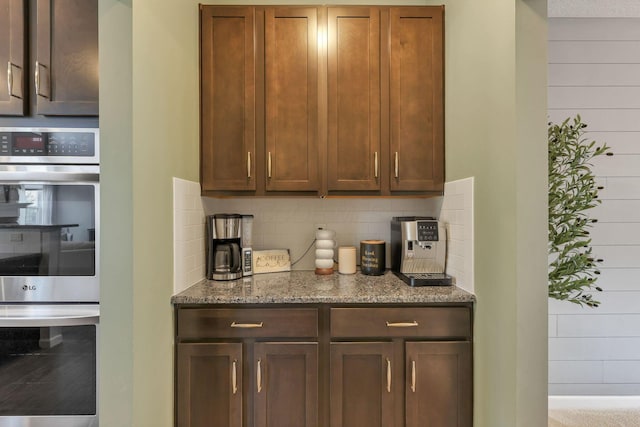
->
[175,304,472,427]
[176,343,243,427]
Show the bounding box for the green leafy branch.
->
[548,115,610,308]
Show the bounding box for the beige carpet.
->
[549,409,640,426]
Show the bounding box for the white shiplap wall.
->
[548,17,640,395]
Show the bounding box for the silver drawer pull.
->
[230,321,264,328]
[386,321,418,328]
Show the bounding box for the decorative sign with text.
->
[252,249,291,274]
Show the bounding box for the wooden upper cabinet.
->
[264,7,320,192]
[200,6,256,192]
[327,7,381,192]
[35,0,99,115]
[389,7,444,192]
[0,0,25,116]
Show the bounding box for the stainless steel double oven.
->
[0,127,99,427]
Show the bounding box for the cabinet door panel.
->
[330,342,395,427]
[389,7,444,192]
[327,7,380,191]
[405,341,472,427]
[0,0,25,116]
[176,343,243,427]
[35,0,98,115]
[200,6,256,192]
[254,342,318,427]
[265,7,319,192]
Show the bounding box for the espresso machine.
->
[390,216,452,286]
[207,214,243,280]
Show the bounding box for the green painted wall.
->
[99,0,548,425]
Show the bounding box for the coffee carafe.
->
[207,214,243,280]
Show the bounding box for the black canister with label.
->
[360,240,385,275]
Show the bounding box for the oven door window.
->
[0,325,97,415]
[0,184,96,276]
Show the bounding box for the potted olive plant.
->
[548,115,610,307]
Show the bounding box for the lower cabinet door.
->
[405,341,472,427]
[330,342,395,427]
[176,343,243,427]
[254,342,318,427]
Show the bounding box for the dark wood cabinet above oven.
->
[0,0,99,117]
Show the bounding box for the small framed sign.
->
[252,249,291,274]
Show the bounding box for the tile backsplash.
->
[173,178,475,294]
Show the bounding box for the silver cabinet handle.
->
[374,151,379,178]
[394,152,399,178]
[232,359,238,394]
[257,358,262,393]
[267,152,272,178]
[411,360,416,392]
[34,61,48,98]
[247,152,251,179]
[7,62,12,97]
[34,61,40,97]
[386,357,391,393]
[230,321,263,328]
[386,321,418,328]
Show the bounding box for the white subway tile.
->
[549,337,609,361]
[549,18,640,41]
[600,178,640,199]
[592,245,640,268]
[557,314,640,337]
[549,383,640,396]
[549,65,640,87]
[596,268,640,291]
[549,360,603,384]
[604,361,640,383]
[591,222,640,246]
[593,200,640,222]
[549,108,640,132]
[593,154,640,177]
[550,315,558,337]
[549,41,640,65]
[583,132,640,156]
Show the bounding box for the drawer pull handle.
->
[247,152,251,179]
[411,360,416,393]
[386,321,418,328]
[257,358,262,393]
[230,321,264,328]
[232,359,238,394]
[394,152,399,178]
[374,151,379,179]
[386,357,391,393]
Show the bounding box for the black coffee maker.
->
[207,214,243,280]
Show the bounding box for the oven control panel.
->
[0,128,98,163]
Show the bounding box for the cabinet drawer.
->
[330,307,471,338]
[178,308,318,339]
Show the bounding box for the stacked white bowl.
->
[315,229,336,275]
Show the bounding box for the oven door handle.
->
[0,165,99,183]
[0,305,99,327]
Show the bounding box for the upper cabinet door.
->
[35,0,98,116]
[0,0,25,116]
[327,7,381,192]
[389,7,444,192]
[200,6,256,192]
[265,7,320,192]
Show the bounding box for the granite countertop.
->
[172,270,475,305]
